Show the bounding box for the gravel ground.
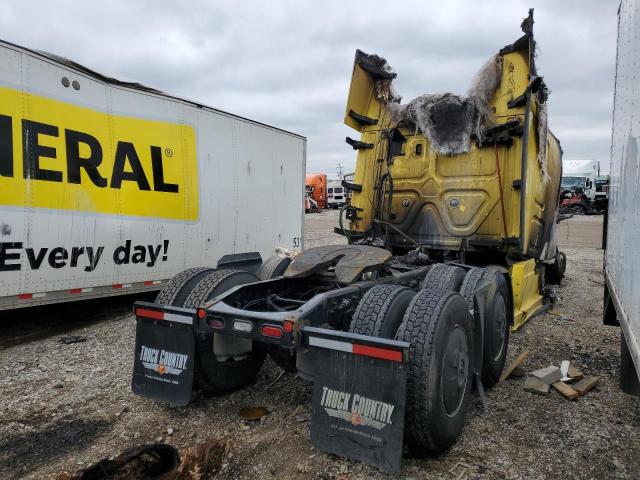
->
[1,211,639,479]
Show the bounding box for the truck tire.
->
[349,285,415,339]
[256,254,296,371]
[256,255,292,281]
[422,264,466,292]
[478,268,511,387]
[155,267,214,306]
[182,270,266,394]
[545,250,566,285]
[397,289,472,452]
[557,251,567,276]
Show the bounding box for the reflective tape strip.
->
[112,284,132,289]
[144,280,162,286]
[18,293,46,300]
[69,287,93,294]
[308,336,353,353]
[163,312,193,325]
[353,344,403,362]
[308,336,403,362]
[136,308,164,320]
[135,308,192,325]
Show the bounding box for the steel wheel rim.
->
[442,325,469,417]
[492,293,507,361]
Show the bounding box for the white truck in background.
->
[326,179,346,209]
[0,39,305,310]
[604,0,640,395]
[561,159,605,206]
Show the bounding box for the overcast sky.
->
[1,1,618,176]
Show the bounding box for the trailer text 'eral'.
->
[0,87,199,221]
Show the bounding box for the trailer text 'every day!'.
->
[0,240,170,272]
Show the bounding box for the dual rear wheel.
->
[155,267,265,394]
[155,254,295,394]
[349,264,511,452]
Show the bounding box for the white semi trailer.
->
[604,0,640,394]
[0,40,305,310]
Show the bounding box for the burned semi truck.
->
[131,10,563,472]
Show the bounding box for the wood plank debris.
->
[552,381,579,400]
[572,376,599,396]
[567,366,584,382]
[500,351,530,382]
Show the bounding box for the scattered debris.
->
[449,461,473,480]
[531,366,563,385]
[239,406,269,421]
[524,361,598,401]
[172,438,228,479]
[552,381,579,401]
[59,335,87,345]
[547,310,575,322]
[568,365,584,382]
[57,443,180,479]
[266,368,287,388]
[57,439,227,480]
[524,376,550,396]
[500,350,530,382]
[572,376,599,396]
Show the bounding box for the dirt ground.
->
[1,211,639,479]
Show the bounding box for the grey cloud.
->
[0,0,618,175]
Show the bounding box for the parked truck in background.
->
[0,40,305,310]
[305,173,327,210]
[604,0,640,395]
[326,179,346,209]
[561,159,607,211]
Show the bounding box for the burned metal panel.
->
[344,9,561,262]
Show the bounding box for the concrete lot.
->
[0,212,638,479]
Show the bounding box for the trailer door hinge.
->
[512,179,522,190]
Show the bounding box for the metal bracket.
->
[348,109,377,126]
[345,137,373,150]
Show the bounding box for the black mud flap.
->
[131,302,197,406]
[303,327,409,474]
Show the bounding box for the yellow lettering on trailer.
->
[0,87,198,221]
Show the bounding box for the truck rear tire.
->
[545,250,566,285]
[398,289,472,452]
[155,267,214,306]
[422,264,466,293]
[349,285,415,339]
[478,269,511,387]
[182,269,266,394]
[256,255,292,281]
